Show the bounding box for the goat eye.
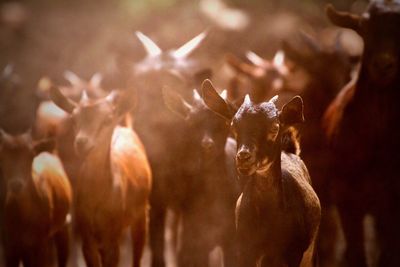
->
[272,122,279,132]
[267,123,279,141]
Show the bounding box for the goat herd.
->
[1,1,400,267]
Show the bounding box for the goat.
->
[0,130,72,267]
[282,32,359,267]
[324,1,400,266]
[129,31,210,267]
[50,86,152,267]
[163,80,240,267]
[202,84,321,267]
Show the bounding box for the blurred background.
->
[0,0,366,133]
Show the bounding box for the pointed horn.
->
[80,90,89,103]
[64,70,83,86]
[244,94,251,105]
[90,72,103,88]
[135,31,162,57]
[269,95,279,103]
[220,89,228,100]
[193,89,202,101]
[172,31,207,59]
[325,4,362,33]
[226,54,262,78]
[246,51,267,67]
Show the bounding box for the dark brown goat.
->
[128,32,210,267]
[324,1,400,266]
[163,80,240,267]
[202,86,321,267]
[0,130,72,267]
[50,87,152,267]
[282,33,358,266]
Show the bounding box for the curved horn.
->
[326,4,362,33]
[226,54,263,78]
[246,51,267,67]
[193,89,202,101]
[135,31,162,57]
[172,31,207,59]
[269,95,279,104]
[64,70,83,87]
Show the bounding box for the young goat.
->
[202,84,321,267]
[0,130,72,267]
[50,87,151,267]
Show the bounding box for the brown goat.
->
[35,72,106,140]
[50,87,152,267]
[324,1,400,266]
[0,130,72,267]
[202,86,321,267]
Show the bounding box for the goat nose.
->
[76,137,88,147]
[75,136,90,154]
[237,150,252,161]
[201,136,214,150]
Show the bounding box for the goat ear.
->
[326,4,362,33]
[162,87,192,119]
[280,96,304,125]
[33,138,56,155]
[49,85,77,114]
[107,89,137,117]
[202,79,233,121]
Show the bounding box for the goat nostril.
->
[202,141,214,149]
[76,138,88,147]
[201,136,215,150]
